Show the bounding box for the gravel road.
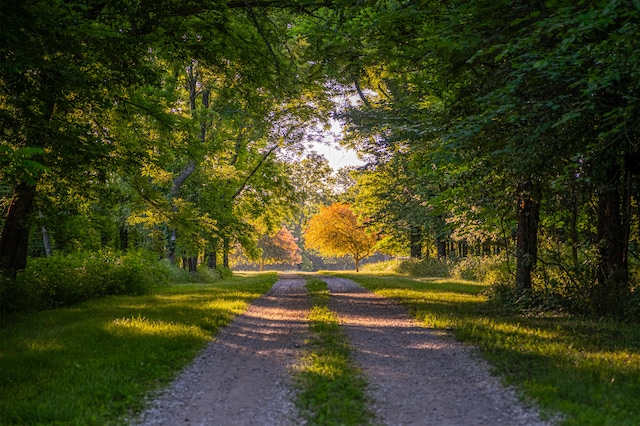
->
[133,274,552,425]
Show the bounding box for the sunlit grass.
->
[333,272,640,425]
[294,277,374,425]
[0,272,277,425]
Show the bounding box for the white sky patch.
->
[310,118,363,170]
[314,143,362,170]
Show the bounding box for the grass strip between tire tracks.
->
[0,272,277,425]
[294,277,375,426]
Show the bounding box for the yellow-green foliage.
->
[3,250,169,313]
[450,255,512,284]
[361,258,451,277]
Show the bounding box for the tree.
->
[316,0,640,316]
[304,203,377,272]
[257,226,302,271]
[0,0,334,286]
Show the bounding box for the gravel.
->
[133,274,554,426]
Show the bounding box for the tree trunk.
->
[166,63,209,262]
[515,182,541,292]
[409,226,422,259]
[119,226,129,252]
[167,229,177,264]
[0,183,37,279]
[436,239,447,259]
[354,257,360,272]
[223,237,229,268]
[42,226,52,258]
[189,256,197,274]
[207,247,217,269]
[593,166,630,315]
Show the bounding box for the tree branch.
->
[232,145,278,199]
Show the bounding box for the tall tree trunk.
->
[515,182,541,292]
[41,226,52,258]
[167,229,177,264]
[119,225,129,252]
[189,256,197,274]
[38,212,53,258]
[436,239,447,259]
[223,237,229,268]
[409,226,422,259]
[207,240,218,269]
[0,183,37,279]
[166,63,210,263]
[593,166,630,315]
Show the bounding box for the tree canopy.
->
[257,226,302,270]
[304,203,378,272]
[2,0,640,318]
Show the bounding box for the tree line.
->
[1,1,330,281]
[312,1,640,317]
[2,1,639,318]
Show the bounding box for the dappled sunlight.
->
[498,324,639,373]
[0,274,279,425]
[108,315,210,339]
[304,356,350,380]
[377,288,486,303]
[321,274,640,423]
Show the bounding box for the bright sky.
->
[310,118,363,170]
[314,143,362,170]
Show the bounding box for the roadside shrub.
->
[5,250,168,313]
[193,264,220,283]
[624,290,640,319]
[360,257,451,277]
[161,260,195,283]
[394,257,451,277]
[361,259,398,273]
[451,255,512,284]
[160,262,232,284]
[216,266,233,279]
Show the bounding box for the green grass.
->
[294,277,375,426]
[0,272,277,425]
[333,272,640,426]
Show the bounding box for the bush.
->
[360,259,398,273]
[451,255,512,284]
[161,262,232,284]
[361,257,451,277]
[160,260,196,283]
[397,257,451,277]
[216,266,233,279]
[2,250,168,313]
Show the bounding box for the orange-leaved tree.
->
[257,226,302,271]
[304,203,378,272]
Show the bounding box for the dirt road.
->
[134,274,551,425]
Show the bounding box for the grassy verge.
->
[332,272,640,426]
[294,277,374,426]
[0,272,277,425]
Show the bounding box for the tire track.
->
[323,276,551,426]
